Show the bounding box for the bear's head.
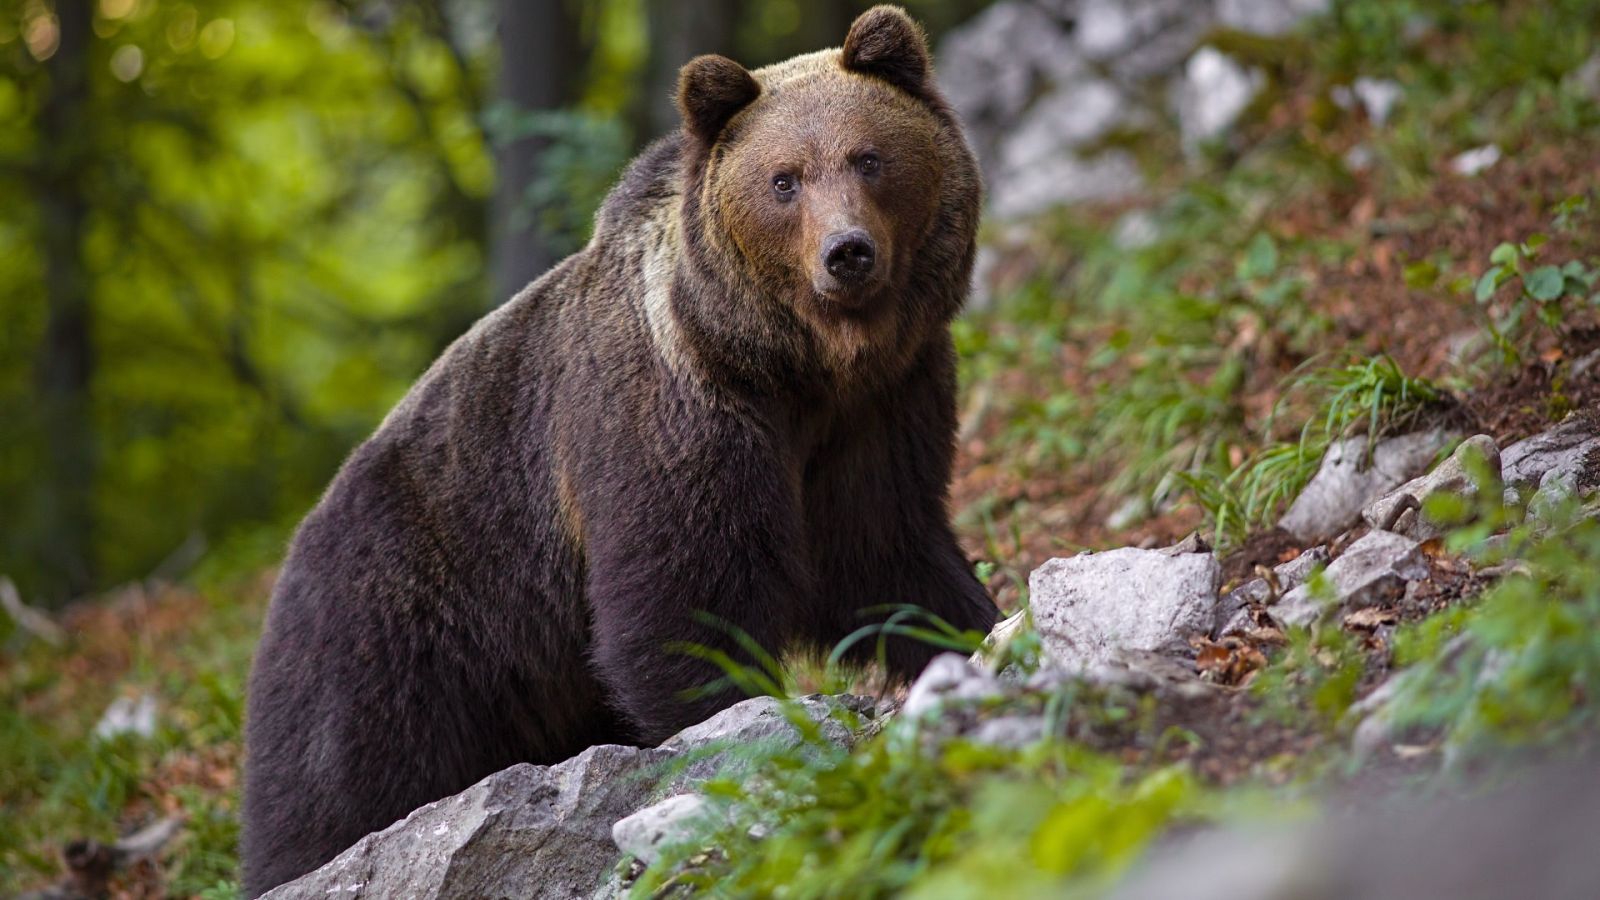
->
[674,5,980,387]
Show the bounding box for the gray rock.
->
[937,1,1083,174]
[1276,530,1429,627]
[1363,434,1503,541]
[1079,0,1212,78]
[1499,412,1600,506]
[661,694,873,782]
[93,693,158,741]
[1112,210,1161,251]
[1215,545,1330,636]
[611,794,709,866]
[903,653,1003,717]
[1084,648,1215,699]
[1351,77,1403,126]
[1450,144,1501,176]
[1176,47,1264,148]
[1215,0,1330,36]
[1029,546,1221,670]
[261,745,674,900]
[1278,430,1453,543]
[1110,760,1600,900]
[969,715,1047,748]
[989,150,1146,220]
[997,78,1133,170]
[970,609,1030,671]
[1565,51,1600,101]
[1346,676,1400,760]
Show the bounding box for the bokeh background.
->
[0,0,995,607]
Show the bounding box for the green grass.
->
[0,570,262,896]
[629,705,1217,900]
[1183,353,1446,549]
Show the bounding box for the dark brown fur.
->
[240,7,993,895]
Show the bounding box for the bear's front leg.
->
[573,383,816,745]
[804,340,998,681]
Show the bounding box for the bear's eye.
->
[857,153,881,177]
[772,174,796,200]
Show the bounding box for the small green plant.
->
[631,719,1207,899]
[1472,231,1600,363]
[1186,354,1443,548]
[1384,492,1600,763]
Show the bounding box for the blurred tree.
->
[489,0,590,303]
[634,0,741,143]
[1,0,496,604]
[32,0,94,596]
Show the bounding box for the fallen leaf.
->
[1344,607,1399,630]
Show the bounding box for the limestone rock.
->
[1499,412,1600,507]
[1362,434,1503,540]
[260,746,673,900]
[1215,0,1330,36]
[903,653,1003,717]
[1029,547,1221,671]
[1278,430,1453,544]
[1215,545,1330,636]
[1177,47,1263,148]
[611,794,709,866]
[1275,530,1429,627]
[661,694,875,783]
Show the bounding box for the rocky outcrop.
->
[263,695,876,900]
[1029,544,1221,670]
[1278,430,1454,543]
[260,745,673,900]
[937,0,1334,222]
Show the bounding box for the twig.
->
[0,576,65,646]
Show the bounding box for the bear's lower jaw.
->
[809,279,884,316]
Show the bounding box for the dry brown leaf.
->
[1344,607,1399,630]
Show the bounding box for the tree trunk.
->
[635,0,743,144]
[490,0,587,304]
[33,0,95,601]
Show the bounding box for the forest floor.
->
[5,4,1600,897]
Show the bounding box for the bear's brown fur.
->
[240,7,994,895]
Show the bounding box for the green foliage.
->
[632,709,1207,899]
[482,103,632,256]
[0,576,260,893]
[1386,496,1600,762]
[1469,200,1600,365]
[1185,354,1443,548]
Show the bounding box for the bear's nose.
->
[822,230,876,281]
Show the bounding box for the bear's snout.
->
[822,229,877,282]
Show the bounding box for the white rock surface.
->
[903,653,1003,717]
[1216,0,1330,36]
[611,794,709,865]
[1351,77,1404,125]
[1029,547,1221,670]
[1450,144,1501,176]
[1362,434,1502,540]
[1215,545,1330,635]
[1278,430,1454,543]
[261,746,674,900]
[93,693,158,741]
[1177,47,1264,148]
[1276,530,1429,627]
[1499,412,1600,507]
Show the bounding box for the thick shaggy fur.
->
[240,7,995,895]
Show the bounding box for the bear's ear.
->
[841,5,933,101]
[677,54,761,145]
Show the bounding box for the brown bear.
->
[240,6,995,895]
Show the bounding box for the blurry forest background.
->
[5,0,1600,897]
[0,0,989,607]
